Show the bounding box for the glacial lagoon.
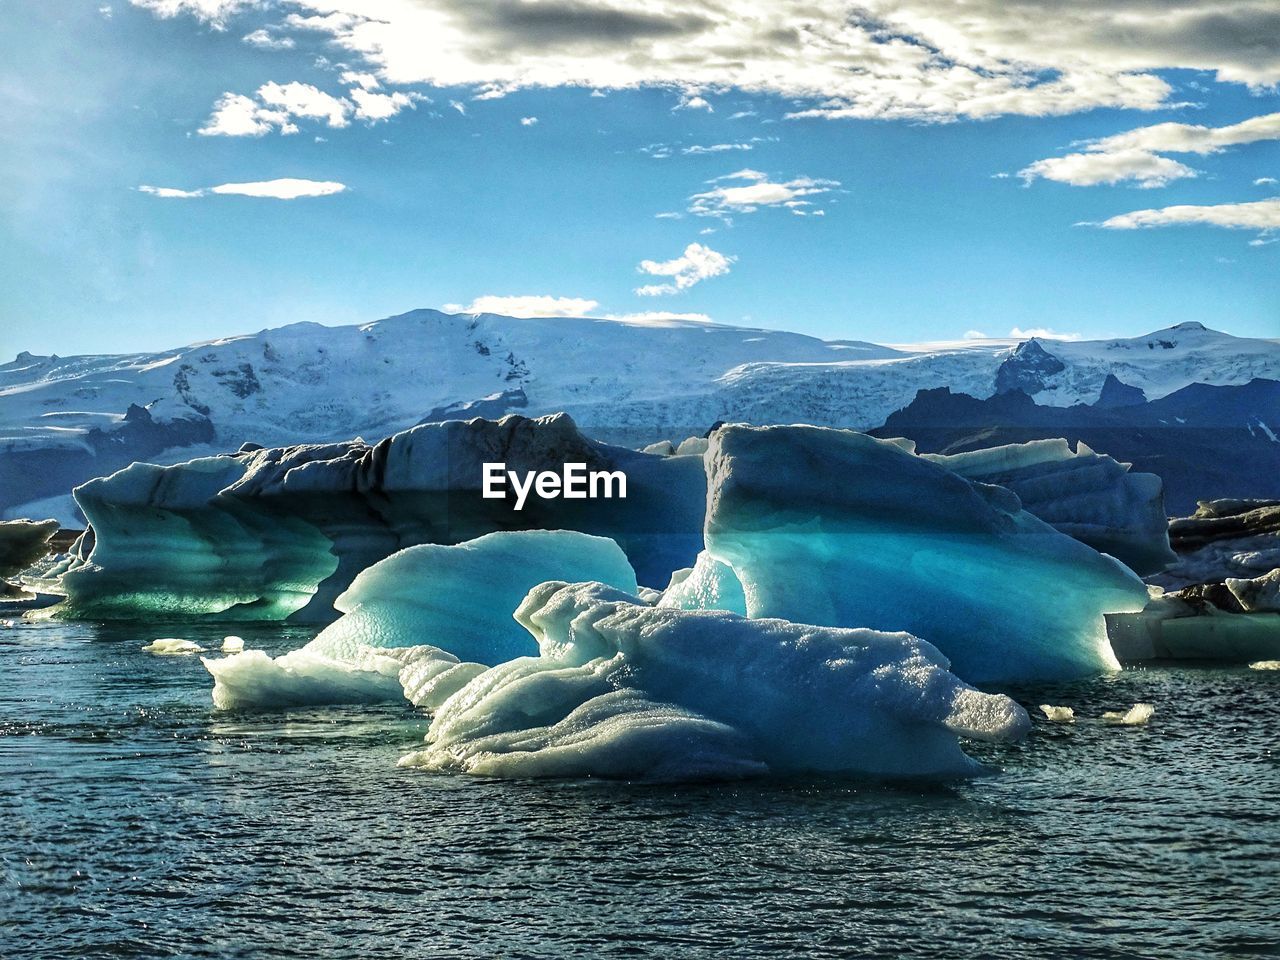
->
[3,618,1277,959]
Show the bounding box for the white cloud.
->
[340,70,380,91]
[258,81,351,128]
[1019,149,1198,188]
[1021,112,1280,188]
[200,80,425,134]
[689,169,838,219]
[350,88,424,122]
[962,329,989,339]
[138,184,204,198]
[634,243,733,296]
[442,295,600,318]
[139,178,347,199]
[449,100,467,115]
[1009,326,1082,341]
[654,211,682,219]
[604,311,714,324]
[1089,197,1280,231]
[243,28,295,50]
[675,94,713,112]
[682,142,754,155]
[139,0,1280,122]
[1256,177,1279,186]
[520,116,538,126]
[1082,112,1280,156]
[130,0,247,28]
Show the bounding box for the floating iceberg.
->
[143,638,204,655]
[307,530,639,664]
[1102,703,1154,726]
[0,518,58,598]
[204,530,639,708]
[50,414,703,622]
[1106,500,1280,663]
[922,438,1175,576]
[399,581,1031,781]
[676,424,1148,684]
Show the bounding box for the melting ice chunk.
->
[1039,704,1076,723]
[1249,660,1280,671]
[142,638,205,655]
[221,636,245,653]
[1103,703,1154,725]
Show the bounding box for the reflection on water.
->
[2,618,1278,959]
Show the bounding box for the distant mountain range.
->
[1,310,1277,523]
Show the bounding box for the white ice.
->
[399,581,1031,781]
[143,638,205,655]
[674,424,1148,684]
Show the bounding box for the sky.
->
[1,0,1277,357]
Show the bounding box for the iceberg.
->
[399,581,1031,781]
[677,424,1148,684]
[306,530,639,664]
[50,413,703,622]
[0,518,58,598]
[922,438,1175,576]
[203,530,638,708]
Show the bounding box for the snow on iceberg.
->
[399,581,1031,781]
[678,424,1148,684]
[50,413,703,623]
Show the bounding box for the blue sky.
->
[1,0,1277,356]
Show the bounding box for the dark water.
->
[2,618,1278,959]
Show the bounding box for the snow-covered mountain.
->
[1,309,1276,522]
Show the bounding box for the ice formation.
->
[0,518,58,598]
[1039,705,1075,722]
[50,414,703,622]
[1249,660,1280,670]
[1106,500,1280,663]
[221,636,244,652]
[922,439,1175,576]
[203,530,638,708]
[307,530,638,664]
[674,424,1148,684]
[143,638,205,655]
[1102,703,1154,726]
[399,581,1031,780]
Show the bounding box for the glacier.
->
[675,424,1150,683]
[398,581,1031,781]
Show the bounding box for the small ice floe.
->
[221,636,245,653]
[1038,704,1075,723]
[142,638,205,656]
[1103,703,1154,726]
[1249,660,1280,671]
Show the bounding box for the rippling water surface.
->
[2,618,1278,959]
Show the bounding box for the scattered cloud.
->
[1019,149,1198,188]
[442,295,600,318]
[139,178,348,199]
[1021,112,1280,188]
[689,169,838,219]
[351,88,425,122]
[520,116,538,126]
[1256,177,1279,186]
[962,329,989,339]
[675,94,712,112]
[137,1,1280,121]
[129,0,248,28]
[635,243,733,296]
[654,211,682,220]
[449,100,467,116]
[200,79,424,135]
[682,141,755,155]
[1087,197,1280,231]
[242,28,295,50]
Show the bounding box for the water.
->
[2,618,1278,959]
